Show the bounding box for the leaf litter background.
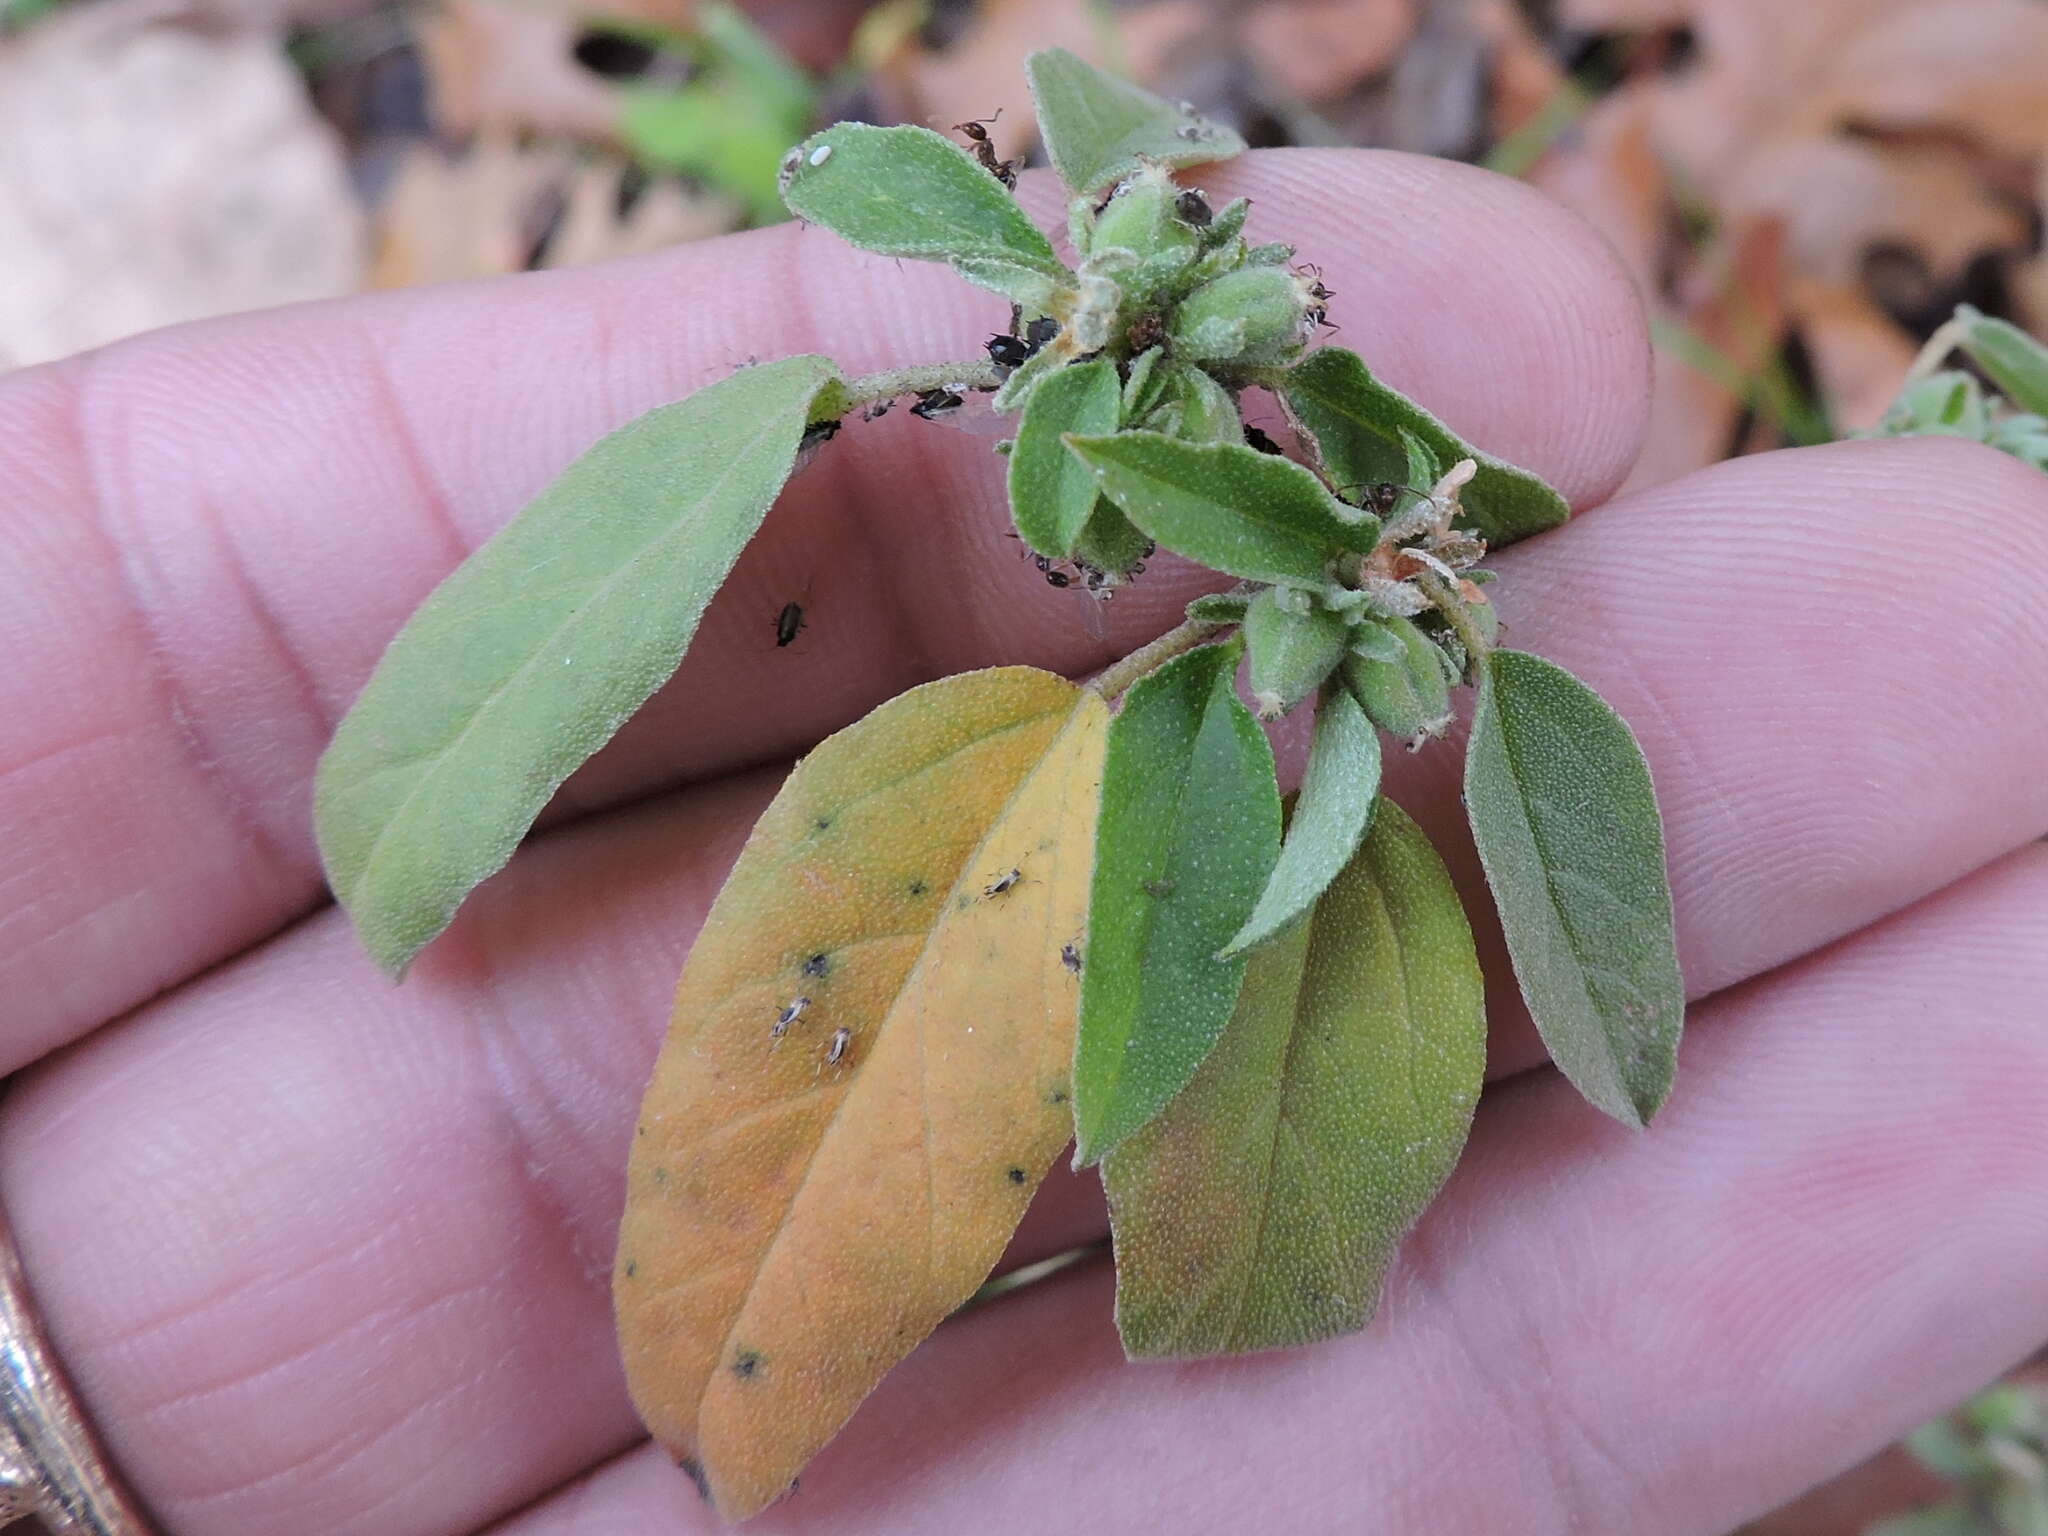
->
[5,0,2043,1526]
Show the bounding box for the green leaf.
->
[1865,1504,1989,1536]
[1155,362,1243,444]
[315,354,841,975]
[614,3,814,225]
[1281,346,1568,547]
[1009,358,1121,559]
[1065,431,1377,588]
[1103,797,1485,1357]
[778,124,1067,303]
[1956,305,2048,418]
[1074,640,1280,1164]
[1024,47,1246,195]
[1464,649,1684,1127]
[1222,688,1380,956]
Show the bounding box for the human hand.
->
[2,149,2044,1536]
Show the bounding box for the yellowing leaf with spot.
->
[615,667,1105,1520]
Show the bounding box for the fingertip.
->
[1197,149,1653,509]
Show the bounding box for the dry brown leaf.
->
[1556,0,1693,24]
[1644,0,1919,193]
[877,0,1205,165]
[1624,216,1789,493]
[1240,0,1415,105]
[370,137,572,288]
[1529,80,1666,289]
[1471,0,1565,140]
[415,0,623,143]
[372,139,735,288]
[1788,278,1918,434]
[1720,131,2029,288]
[542,159,736,267]
[0,1,363,371]
[1808,0,2048,161]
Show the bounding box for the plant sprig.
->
[312,48,1687,1522]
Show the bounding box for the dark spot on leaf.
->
[1006,1167,1027,1184]
[1047,1087,1069,1105]
[1141,878,1176,898]
[802,952,830,977]
[677,1456,711,1500]
[732,1348,763,1380]
[652,1166,670,1184]
[623,1259,638,1278]
[907,878,929,896]
[814,816,832,831]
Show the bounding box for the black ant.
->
[1337,481,1431,517]
[953,113,1019,191]
[774,602,806,647]
[909,387,964,420]
[986,333,1032,371]
[1297,263,1337,330]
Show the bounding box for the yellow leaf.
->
[615,666,1106,1519]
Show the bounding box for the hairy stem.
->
[1087,613,1232,701]
[822,361,1006,418]
[1416,570,1492,675]
[1904,316,1971,388]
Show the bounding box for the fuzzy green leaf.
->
[1025,47,1245,195]
[1065,431,1377,587]
[1009,358,1121,559]
[1074,640,1280,1164]
[1104,797,1485,1357]
[1465,650,1684,1127]
[1223,688,1380,956]
[316,354,841,975]
[1956,304,2048,418]
[1282,346,1568,547]
[778,124,1067,303]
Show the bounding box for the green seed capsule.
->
[1088,166,1200,306]
[1245,588,1348,719]
[1342,616,1453,739]
[1168,266,1315,367]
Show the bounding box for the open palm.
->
[2,149,2044,1536]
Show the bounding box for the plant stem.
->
[1087,613,1231,701]
[826,361,1005,418]
[1904,315,1971,387]
[1416,571,1492,674]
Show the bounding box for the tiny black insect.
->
[954,113,1019,190]
[1044,569,1072,588]
[1024,315,1060,353]
[909,387,964,420]
[986,332,1032,371]
[1175,188,1212,226]
[1006,1167,1028,1184]
[775,601,805,646]
[801,952,829,978]
[799,418,841,450]
[984,867,1023,897]
[1243,424,1285,455]
[1061,942,1082,973]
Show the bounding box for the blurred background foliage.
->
[0,0,2042,1527]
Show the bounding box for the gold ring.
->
[0,1194,153,1535]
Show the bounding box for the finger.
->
[497,845,2048,1536]
[0,148,1650,1066]
[1379,434,2048,1077]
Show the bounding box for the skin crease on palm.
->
[0,145,2045,1536]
